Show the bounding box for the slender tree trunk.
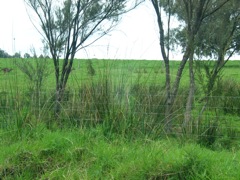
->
[55,81,64,118]
[54,56,74,118]
[53,55,61,117]
[184,48,195,133]
[171,45,191,102]
[164,59,172,132]
[151,0,172,132]
[165,44,190,132]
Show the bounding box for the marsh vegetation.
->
[0,58,240,179]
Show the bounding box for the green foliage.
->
[87,59,95,76]
[0,127,240,179]
[15,58,50,89]
[0,49,11,58]
[24,0,142,116]
[165,0,240,59]
[0,58,240,155]
[14,57,51,118]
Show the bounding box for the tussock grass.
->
[1,58,240,178]
[0,126,240,179]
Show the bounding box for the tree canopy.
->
[166,0,240,61]
[150,0,238,131]
[25,0,142,115]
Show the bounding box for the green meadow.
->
[1,58,240,179]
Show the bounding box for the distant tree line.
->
[0,49,12,58]
[0,48,50,59]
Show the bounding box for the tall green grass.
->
[1,58,240,178]
[0,58,240,144]
[0,126,240,179]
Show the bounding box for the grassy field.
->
[1,125,240,179]
[1,58,240,179]
[1,58,240,90]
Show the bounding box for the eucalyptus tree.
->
[150,0,230,132]
[193,0,240,122]
[195,0,240,81]
[24,0,142,116]
[171,0,240,124]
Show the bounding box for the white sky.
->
[0,0,239,60]
[0,0,181,60]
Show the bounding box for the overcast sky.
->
[0,0,181,60]
[0,0,238,60]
